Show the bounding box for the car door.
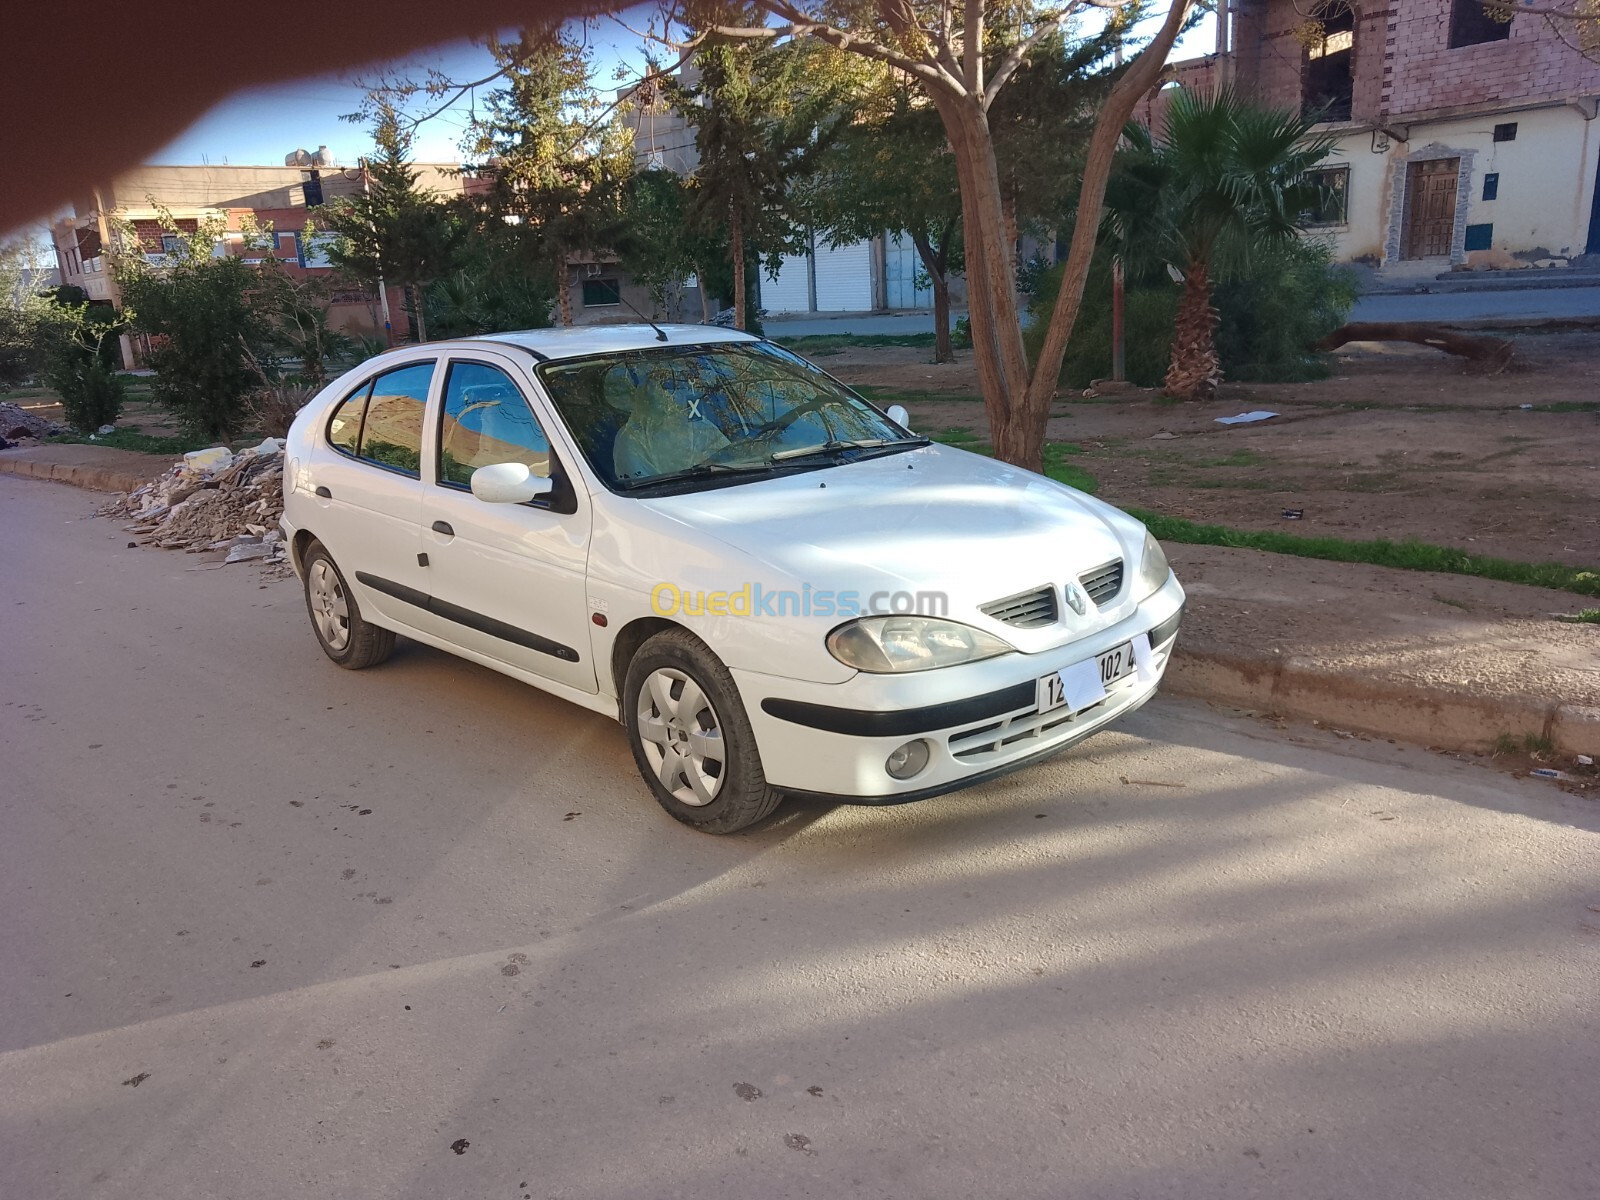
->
[418,351,596,692]
[306,358,435,628]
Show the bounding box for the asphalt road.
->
[3,474,1597,1200]
[764,285,1600,337]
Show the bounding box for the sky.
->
[152,10,1219,169]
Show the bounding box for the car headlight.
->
[1136,531,1171,600]
[827,616,1014,673]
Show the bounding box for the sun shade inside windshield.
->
[536,342,906,489]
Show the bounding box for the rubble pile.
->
[101,440,289,566]
[0,401,63,446]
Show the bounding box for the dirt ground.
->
[824,332,1600,568]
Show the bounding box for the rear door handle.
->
[431,520,455,537]
[314,485,332,498]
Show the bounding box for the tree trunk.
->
[1017,0,1198,463]
[695,262,712,323]
[1164,260,1220,402]
[555,259,572,328]
[910,227,953,365]
[931,90,1033,463]
[730,207,746,332]
[1314,322,1515,371]
[409,283,428,343]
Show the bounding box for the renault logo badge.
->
[1064,583,1087,616]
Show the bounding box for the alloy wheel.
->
[308,559,351,652]
[636,667,726,806]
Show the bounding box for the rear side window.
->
[327,382,369,454]
[437,361,552,487]
[326,361,435,478]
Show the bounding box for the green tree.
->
[617,166,722,320]
[38,295,126,431]
[114,211,277,441]
[670,12,847,331]
[423,223,558,337]
[324,103,463,342]
[804,72,964,361]
[1107,88,1337,401]
[467,25,635,327]
[0,237,59,388]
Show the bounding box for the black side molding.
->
[354,572,580,663]
[762,681,1036,738]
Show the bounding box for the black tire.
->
[623,629,783,834]
[302,540,395,670]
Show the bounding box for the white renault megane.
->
[281,325,1184,832]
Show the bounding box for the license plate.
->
[1037,642,1137,714]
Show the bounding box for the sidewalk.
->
[0,443,166,495]
[1163,544,1600,757]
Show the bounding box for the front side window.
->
[325,361,433,477]
[538,341,917,493]
[437,361,552,487]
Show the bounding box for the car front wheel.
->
[624,629,783,833]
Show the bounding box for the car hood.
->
[633,443,1144,645]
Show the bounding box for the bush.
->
[1028,239,1358,389]
[121,255,274,441]
[51,357,126,432]
[1026,257,1177,389]
[1212,239,1358,382]
[247,378,316,438]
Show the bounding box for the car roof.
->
[465,324,761,361]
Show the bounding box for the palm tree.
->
[1109,88,1337,402]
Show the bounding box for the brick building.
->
[1138,0,1600,275]
[49,160,477,365]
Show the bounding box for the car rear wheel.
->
[624,629,783,833]
[302,541,395,670]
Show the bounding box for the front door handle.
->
[431,520,455,537]
[314,485,332,498]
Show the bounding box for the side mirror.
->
[470,462,554,504]
[886,403,911,430]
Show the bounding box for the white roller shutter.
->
[760,254,811,313]
[813,240,873,311]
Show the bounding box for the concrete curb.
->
[1166,647,1600,757]
[0,455,146,495]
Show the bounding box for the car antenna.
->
[615,290,670,342]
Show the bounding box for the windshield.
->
[536,341,918,492]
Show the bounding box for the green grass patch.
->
[48,427,220,456]
[1192,450,1267,468]
[1129,509,1600,599]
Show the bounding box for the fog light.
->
[885,739,931,780]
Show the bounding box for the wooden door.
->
[1404,158,1459,259]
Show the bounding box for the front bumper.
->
[732,574,1184,800]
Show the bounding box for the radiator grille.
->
[1079,559,1124,607]
[979,585,1058,629]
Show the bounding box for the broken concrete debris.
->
[0,401,64,442]
[99,439,288,566]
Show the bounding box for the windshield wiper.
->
[769,437,927,461]
[613,460,783,490]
